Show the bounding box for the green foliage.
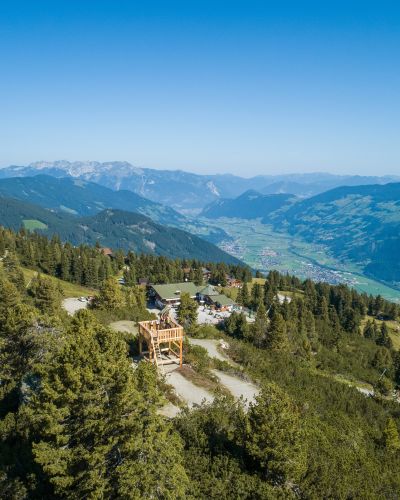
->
[1,232,400,498]
[190,324,220,339]
[266,312,288,351]
[382,417,400,452]
[244,383,306,485]
[94,277,125,310]
[28,274,63,315]
[24,310,188,498]
[177,292,198,334]
[184,344,210,374]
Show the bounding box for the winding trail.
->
[158,338,260,416]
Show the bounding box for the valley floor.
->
[188,217,400,303]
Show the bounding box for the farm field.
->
[193,217,400,303]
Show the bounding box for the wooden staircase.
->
[151,334,165,375]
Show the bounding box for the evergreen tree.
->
[177,293,198,334]
[244,383,306,485]
[123,266,137,287]
[363,320,378,340]
[251,302,268,347]
[250,283,264,310]
[194,267,204,286]
[25,311,188,498]
[265,312,288,351]
[238,282,250,308]
[29,274,62,316]
[94,277,124,310]
[2,252,25,292]
[382,418,400,452]
[376,322,393,349]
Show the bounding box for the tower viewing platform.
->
[138,315,184,370]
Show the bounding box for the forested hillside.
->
[201,190,294,219]
[0,175,187,226]
[1,228,400,498]
[276,182,400,286]
[0,196,240,264]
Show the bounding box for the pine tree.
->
[238,282,250,308]
[29,275,62,315]
[266,312,288,351]
[382,418,400,452]
[363,320,377,340]
[2,252,25,292]
[251,283,264,310]
[244,383,306,485]
[25,310,189,498]
[94,277,124,310]
[194,267,204,286]
[123,266,137,287]
[376,322,393,349]
[251,302,268,347]
[177,293,198,334]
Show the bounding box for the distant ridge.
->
[201,190,295,219]
[0,160,398,211]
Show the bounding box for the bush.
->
[374,377,393,397]
[184,344,210,374]
[191,324,220,339]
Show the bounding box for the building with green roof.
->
[150,282,202,308]
[149,281,237,311]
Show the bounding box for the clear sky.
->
[1,0,399,176]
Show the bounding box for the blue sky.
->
[1,0,399,176]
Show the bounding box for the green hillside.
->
[0,174,187,226]
[275,183,400,288]
[0,195,242,264]
[201,190,294,219]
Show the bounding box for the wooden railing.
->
[138,320,184,343]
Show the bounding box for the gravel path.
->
[165,368,214,407]
[62,298,87,316]
[189,338,230,362]
[212,369,259,407]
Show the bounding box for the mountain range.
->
[0,161,399,287]
[0,195,241,264]
[0,160,398,211]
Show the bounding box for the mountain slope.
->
[201,190,295,219]
[0,175,188,226]
[0,196,242,264]
[278,183,400,286]
[0,161,398,211]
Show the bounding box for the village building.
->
[202,267,212,281]
[100,247,114,258]
[149,281,237,311]
[149,282,200,308]
[197,284,236,311]
[226,276,243,288]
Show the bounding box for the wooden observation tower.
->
[138,307,184,372]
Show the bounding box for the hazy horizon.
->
[1,1,400,177]
[0,159,399,180]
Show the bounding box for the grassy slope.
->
[21,267,95,298]
[360,314,400,350]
